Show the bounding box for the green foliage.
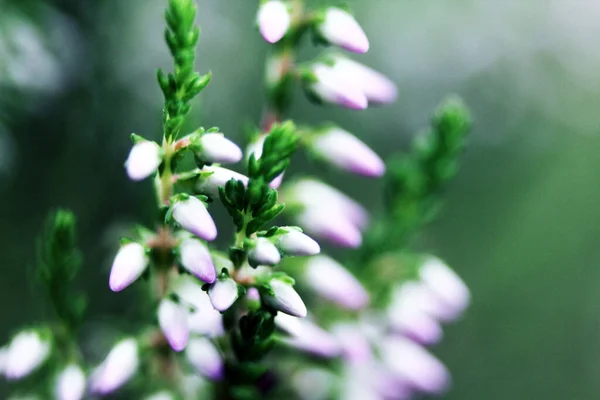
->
[219,121,299,236]
[157,0,211,140]
[35,209,86,333]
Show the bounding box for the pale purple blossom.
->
[297,208,362,248]
[3,330,51,380]
[208,277,239,312]
[175,276,224,337]
[186,337,223,380]
[197,133,243,164]
[310,127,385,177]
[263,278,307,317]
[257,0,291,44]
[276,228,321,256]
[276,314,340,357]
[419,257,470,322]
[317,8,369,53]
[56,364,86,400]
[195,166,249,199]
[331,323,372,363]
[309,63,368,110]
[248,237,281,266]
[179,238,216,283]
[158,298,190,352]
[331,56,397,105]
[89,338,139,395]
[125,140,162,181]
[109,242,149,292]
[172,196,217,241]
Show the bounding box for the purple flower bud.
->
[289,179,369,229]
[419,257,470,322]
[4,330,51,380]
[186,337,223,380]
[331,56,397,105]
[208,277,239,312]
[310,127,385,177]
[196,166,249,199]
[125,140,162,181]
[387,283,444,345]
[109,242,149,292]
[175,276,224,337]
[172,196,217,241]
[331,323,372,363]
[197,133,243,164]
[179,238,216,283]
[380,336,450,395]
[248,238,281,266]
[276,227,320,256]
[56,364,86,400]
[304,256,368,309]
[309,64,368,110]
[263,279,307,317]
[317,7,369,53]
[297,208,362,248]
[90,338,139,395]
[276,314,341,357]
[257,0,291,44]
[270,172,284,188]
[158,298,190,352]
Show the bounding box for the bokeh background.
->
[1,0,600,399]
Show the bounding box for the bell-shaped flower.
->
[4,330,51,380]
[208,276,239,312]
[331,56,397,105]
[109,242,149,292]
[297,208,362,248]
[262,278,307,317]
[125,140,162,181]
[158,298,190,352]
[89,338,139,395]
[179,238,216,283]
[195,166,249,199]
[307,63,367,110]
[419,257,470,322]
[275,227,320,256]
[309,127,385,177]
[186,337,224,380]
[248,238,281,267]
[316,7,369,53]
[56,364,86,400]
[196,133,242,164]
[304,255,368,310]
[257,0,291,44]
[276,313,340,357]
[171,196,217,241]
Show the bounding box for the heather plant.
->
[0,0,471,399]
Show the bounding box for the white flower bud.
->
[248,238,281,266]
[195,166,249,199]
[197,133,242,164]
[172,196,217,241]
[56,364,86,400]
[276,228,320,256]
[109,242,149,292]
[4,330,51,380]
[186,337,223,380]
[309,64,367,110]
[310,128,385,177]
[419,257,470,322]
[317,7,369,54]
[158,298,190,352]
[89,338,139,395]
[297,208,362,248]
[174,276,224,337]
[257,0,291,44]
[276,314,340,357]
[331,57,397,105]
[179,238,217,283]
[263,279,307,317]
[208,277,239,312]
[304,255,368,310]
[125,140,162,181]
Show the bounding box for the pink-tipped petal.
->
[198,133,243,164]
[186,337,224,380]
[89,338,138,395]
[257,1,291,44]
[263,279,307,317]
[311,64,368,110]
[318,8,369,53]
[419,257,470,322]
[333,57,397,104]
[196,166,249,199]
[179,238,217,283]
[125,141,162,181]
[208,278,239,312]
[109,243,148,292]
[276,228,321,256]
[172,197,218,241]
[158,299,190,352]
[297,208,362,248]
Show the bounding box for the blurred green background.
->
[1,0,600,399]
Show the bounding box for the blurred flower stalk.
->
[0,0,471,399]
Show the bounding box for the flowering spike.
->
[125,140,162,181]
[208,277,239,312]
[158,298,190,352]
[89,338,139,395]
[186,337,224,380]
[195,166,249,199]
[257,0,291,44]
[276,228,320,256]
[4,330,51,380]
[56,364,86,400]
[304,255,368,309]
[308,64,368,110]
[197,133,243,164]
[263,278,307,317]
[248,238,281,266]
[419,257,470,322]
[172,196,218,241]
[317,7,369,53]
[310,127,385,177]
[109,242,149,292]
[179,238,217,283]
